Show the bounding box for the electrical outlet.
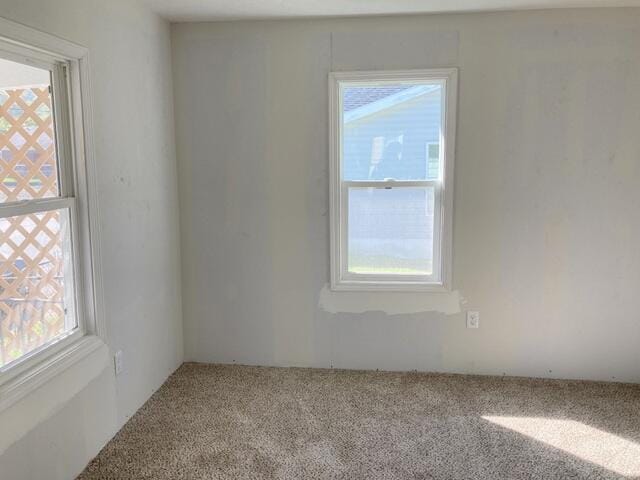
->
[114,350,124,376]
[466,311,480,329]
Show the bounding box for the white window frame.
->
[329,69,457,292]
[0,18,105,411]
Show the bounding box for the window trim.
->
[329,68,457,292]
[0,17,105,411]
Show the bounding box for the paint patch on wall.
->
[317,283,463,315]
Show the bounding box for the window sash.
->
[339,181,443,284]
[51,62,75,200]
[341,180,439,188]
[0,197,83,380]
[0,196,73,217]
[0,50,74,206]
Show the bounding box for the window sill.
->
[0,335,108,413]
[330,280,451,293]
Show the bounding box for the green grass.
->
[348,255,432,275]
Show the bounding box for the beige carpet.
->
[78,363,640,480]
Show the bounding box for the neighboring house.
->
[342,84,442,181]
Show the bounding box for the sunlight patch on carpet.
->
[482,416,640,477]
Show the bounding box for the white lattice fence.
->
[0,86,64,366]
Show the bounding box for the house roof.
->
[343,86,413,112]
[343,84,440,124]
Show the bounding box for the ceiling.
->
[144,0,640,22]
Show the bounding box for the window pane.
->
[0,209,76,368]
[0,57,59,203]
[342,83,442,181]
[347,187,434,275]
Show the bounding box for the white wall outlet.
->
[114,350,124,376]
[466,311,480,329]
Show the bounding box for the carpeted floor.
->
[78,363,640,480]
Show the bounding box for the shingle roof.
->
[343,86,413,112]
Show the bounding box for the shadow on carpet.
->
[78,363,640,480]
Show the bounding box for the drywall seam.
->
[318,283,464,315]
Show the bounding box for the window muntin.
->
[330,69,456,290]
[0,54,81,370]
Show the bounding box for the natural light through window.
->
[0,56,78,369]
[483,416,640,477]
[329,69,457,291]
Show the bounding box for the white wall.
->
[0,0,183,478]
[172,8,640,384]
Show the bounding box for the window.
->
[329,69,457,291]
[0,22,102,397]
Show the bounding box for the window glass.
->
[347,187,435,275]
[342,83,442,181]
[0,208,76,368]
[0,57,59,203]
[0,55,75,370]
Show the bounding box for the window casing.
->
[0,23,103,400]
[329,69,457,291]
